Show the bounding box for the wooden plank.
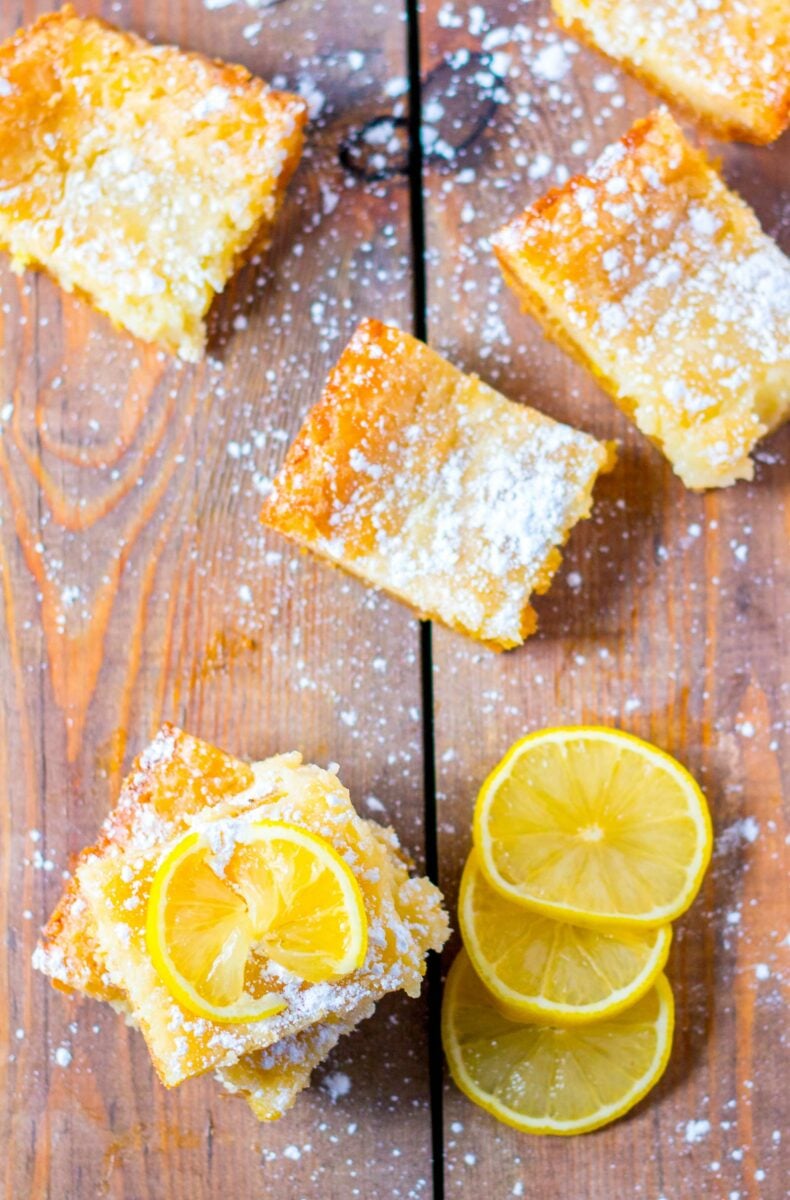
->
[419,3,789,1198]
[0,3,435,1198]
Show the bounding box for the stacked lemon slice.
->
[443,727,712,1135]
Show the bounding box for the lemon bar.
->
[32,725,377,1121]
[34,727,447,1101]
[492,110,790,490]
[0,7,306,360]
[39,875,360,1122]
[551,0,789,144]
[260,319,615,650]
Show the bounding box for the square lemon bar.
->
[551,0,789,144]
[34,726,448,1118]
[260,320,615,650]
[0,7,306,360]
[493,110,790,490]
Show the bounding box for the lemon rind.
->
[474,726,713,929]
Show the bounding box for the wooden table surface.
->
[1,2,787,1198]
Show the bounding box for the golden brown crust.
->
[262,319,614,650]
[0,6,307,358]
[552,0,789,144]
[493,110,790,490]
[262,320,419,550]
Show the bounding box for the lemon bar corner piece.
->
[550,0,790,144]
[492,110,790,490]
[0,6,307,359]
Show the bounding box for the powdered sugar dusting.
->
[265,322,612,648]
[552,0,789,140]
[493,110,790,488]
[322,1070,352,1102]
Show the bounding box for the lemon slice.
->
[474,727,712,927]
[442,949,674,1135]
[460,851,671,1024]
[146,820,368,1023]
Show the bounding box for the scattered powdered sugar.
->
[531,42,572,83]
[685,1118,712,1144]
[296,78,325,120]
[204,0,282,9]
[322,1070,352,1102]
[54,1045,73,1068]
[528,153,554,181]
[593,71,619,93]
[716,817,760,853]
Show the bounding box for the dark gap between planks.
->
[405,2,445,1197]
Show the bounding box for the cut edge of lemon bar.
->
[216,999,375,1121]
[261,319,616,651]
[34,726,448,1093]
[492,109,790,490]
[0,6,307,360]
[550,0,790,145]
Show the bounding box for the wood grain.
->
[419,3,788,1198]
[1,0,788,1197]
[0,3,433,1198]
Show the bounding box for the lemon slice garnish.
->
[442,949,674,1135]
[460,850,672,1024]
[474,726,712,927]
[146,820,368,1023]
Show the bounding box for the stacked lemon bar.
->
[34,726,448,1120]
